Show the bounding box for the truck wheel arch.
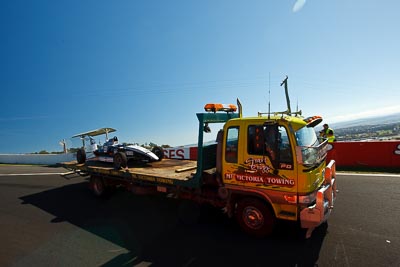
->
[229,190,276,217]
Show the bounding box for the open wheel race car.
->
[72,128,163,169]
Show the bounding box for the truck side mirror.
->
[204,123,211,133]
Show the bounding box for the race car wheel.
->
[152,146,164,161]
[113,152,127,169]
[235,197,276,237]
[76,148,86,164]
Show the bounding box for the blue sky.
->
[1,0,399,153]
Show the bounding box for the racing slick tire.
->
[235,197,276,237]
[151,146,164,161]
[113,152,128,169]
[76,148,86,164]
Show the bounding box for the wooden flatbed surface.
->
[61,159,198,182]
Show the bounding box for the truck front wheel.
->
[235,198,276,237]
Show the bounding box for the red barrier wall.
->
[327,141,400,169]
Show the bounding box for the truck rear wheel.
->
[76,148,86,164]
[90,175,107,197]
[113,152,127,169]
[235,197,276,237]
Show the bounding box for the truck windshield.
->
[295,126,327,167]
[296,127,318,146]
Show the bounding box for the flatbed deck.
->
[61,159,198,185]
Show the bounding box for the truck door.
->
[223,122,296,192]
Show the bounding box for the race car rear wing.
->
[72,127,116,139]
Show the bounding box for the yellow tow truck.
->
[62,76,337,238]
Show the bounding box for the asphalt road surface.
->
[0,165,399,267]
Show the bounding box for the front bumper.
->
[300,160,337,236]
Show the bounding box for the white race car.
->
[72,128,163,169]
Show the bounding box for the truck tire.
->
[235,197,276,237]
[90,175,107,197]
[77,148,86,164]
[151,146,164,161]
[113,152,127,169]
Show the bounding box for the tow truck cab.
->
[218,110,336,236]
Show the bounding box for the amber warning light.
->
[204,103,237,113]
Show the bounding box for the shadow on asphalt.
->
[20,182,328,267]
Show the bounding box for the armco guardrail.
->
[0,153,75,165]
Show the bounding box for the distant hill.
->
[331,112,400,129]
[329,113,400,141]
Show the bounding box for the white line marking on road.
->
[337,172,400,177]
[0,173,65,176]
